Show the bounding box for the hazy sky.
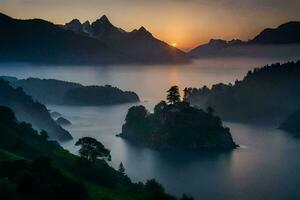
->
[2,0,300,50]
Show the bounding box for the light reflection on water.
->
[0,57,295,100]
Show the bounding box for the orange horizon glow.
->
[2,0,300,50]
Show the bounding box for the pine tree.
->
[167,86,181,104]
[118,162,125,175]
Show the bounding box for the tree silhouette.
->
[145,179,164,193]
[154,100,167,114]
[75,137,111,163]
[118,162,125,175]
[167,86,181,104]
[125,105,148,123]
[183,87,192,102]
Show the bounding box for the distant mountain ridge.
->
[0,12,189,65]
[189,21,300,58]
[251,21,300,44]
[62,15,188,64]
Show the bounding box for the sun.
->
[171,43,177,47]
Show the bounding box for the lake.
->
[1,57,300,199]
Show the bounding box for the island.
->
[279,110,300,133]
[63,85,139,105]
[118,86,238,151]
[1,76,140,106]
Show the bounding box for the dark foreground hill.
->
[187,61,300,124]
[0,106,183,200]
[1,76,139,105]
[0,79,72,140]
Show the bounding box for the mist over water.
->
[1,57,300,199]
[0,57,296,100]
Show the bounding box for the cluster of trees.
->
[166,85,196,105]
[75,137,111,163]
[187,61,300,123]
[119,86,237,151]
[64,85,139,105]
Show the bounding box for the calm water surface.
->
[1,57,300,200]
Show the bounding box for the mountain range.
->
[61,15,188,64]
[189,21,300,58]
[1,12,300,63]
[0,13,188,65]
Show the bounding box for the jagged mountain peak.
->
[64,19,84,33]
[92,15,115,29]
[83,20,90,26]
[129,26,152,38]
[66,19,81,25]
[100,15,108,21]
[97,15,111,25]
[138,26,147,32]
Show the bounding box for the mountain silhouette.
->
[0,13,131,65]
[189,21,300,58]
[251,21,300,44]
[0,13,189,65]
[63,15,189,64]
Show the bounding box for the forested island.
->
[63,85,139,106]
[1,76,139,105]
[0,79,72,141]
[0,106,193,200]
[118,86,238,151]
[187,61,300,123]
[279,110,300,133]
